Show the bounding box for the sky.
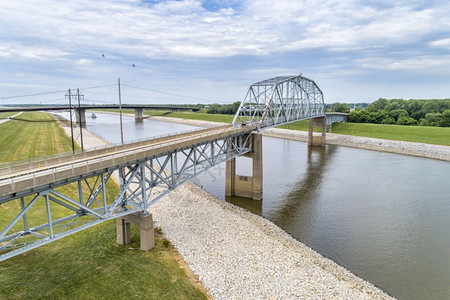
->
[1,0,450,105]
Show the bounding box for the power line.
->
[1,82,225,104]
[81,83,117,91]
[121,83,214,103]
[0,90,67,100]
[0,84,117,101]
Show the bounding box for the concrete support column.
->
[75,108,86,127]
[308,117,326,146]
[116,212,155,251]
[134,108,144,121]
[225,132,263,200]
[252,133,263,200]
[117,218,131,245]
[225,158,236,197]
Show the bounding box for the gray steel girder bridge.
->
[0,74,346,261]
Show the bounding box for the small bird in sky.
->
[102,53,105,58]
[132,64,135,67]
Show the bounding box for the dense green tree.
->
[366,98,388,112]
[389,109,409,121]
[440,110,450,127]
[330,102,350,113]
[206,101,241,115]
[384,100,406,111]
[347,98,450,127]
[397,115,417,125]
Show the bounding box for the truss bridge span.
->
[0,74,345,261]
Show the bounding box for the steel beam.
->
[0,128,253,261]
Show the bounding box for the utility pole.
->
[67,89,75,153]
[65,89,85,152]
[118,77,124,145]
[77,88,84,151]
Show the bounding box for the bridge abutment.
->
[308,117,326,146]
[116,212,155,251]
[225,132,262,200]
[134,108,144,121]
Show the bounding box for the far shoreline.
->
[92,111,450,162]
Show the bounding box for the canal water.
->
[67,112,449,300]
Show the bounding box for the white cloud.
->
[1,0,450,102]
[1,0,448,60]
[75,59,93,65]
[0,44,68,60]
[356,55,450,71]
[430,38,450,49]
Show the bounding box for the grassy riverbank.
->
[0,112,17,119]
[330,122,450,146]
[101,108,449,146]
[0,112,207,299]
[279,120,450,146]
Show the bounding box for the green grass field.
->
[280,120,450,145]
[0,112,71,163]
[0,112,17,119]
[331,122,450,146]
[0,112,207,299]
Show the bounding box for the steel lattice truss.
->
[232,75,325,128]
[0,129,253,261]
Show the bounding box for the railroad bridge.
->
[0,75,347,261]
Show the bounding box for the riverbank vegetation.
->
[0,112,207,299]
[344,98,450,127]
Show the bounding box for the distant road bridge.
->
[0,74,347,261]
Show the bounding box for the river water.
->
[67,112,449,300]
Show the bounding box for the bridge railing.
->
[0,125,254,201]
[0,123,227,176]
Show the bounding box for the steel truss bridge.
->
[0,74,345,261]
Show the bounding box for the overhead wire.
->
[1,82,223,104]
[121,83,215,103]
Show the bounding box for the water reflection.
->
[266,146,337,229]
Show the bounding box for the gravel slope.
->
[262,128,450,161]
[150,184,393,300]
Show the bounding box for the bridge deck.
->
[0,124,256,202]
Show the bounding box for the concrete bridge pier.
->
[134,108,144,121]
[308,117,326,146]
[116,212,155,251]
[225,132,263,200]
[74,108,86,128]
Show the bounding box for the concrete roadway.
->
[0,124,256,203]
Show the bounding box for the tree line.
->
[206,101,241,115]
[204,98,450,127]
[328,99,450,127]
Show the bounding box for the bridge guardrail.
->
[0,125,256,199]
[0,123,227,174]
